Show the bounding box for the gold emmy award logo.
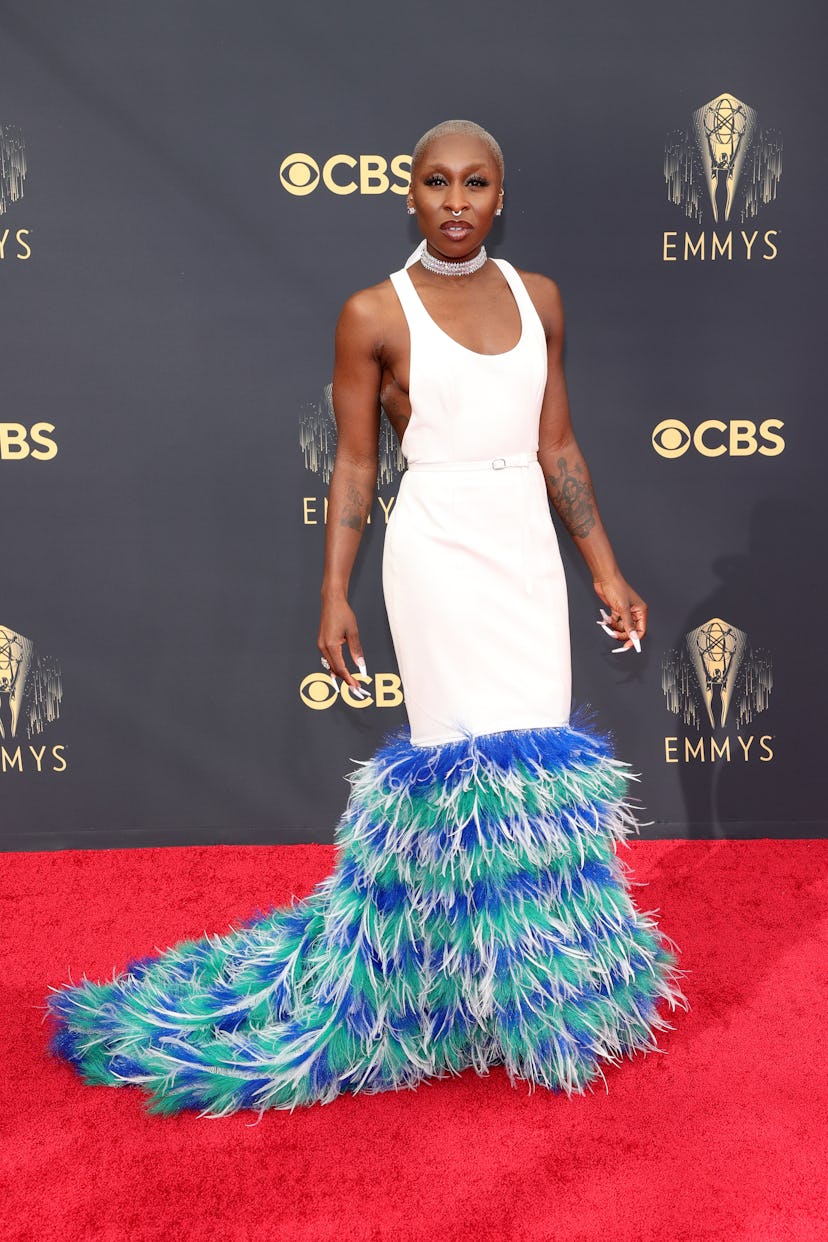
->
[663,93,782,262]
[663,617,772,730]
[0,624,66,773]
[665,92,782,225]
[661,618,773,763]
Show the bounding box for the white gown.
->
[384,256,572,745]
[46,252,686,1117]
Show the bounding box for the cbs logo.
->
[279,153,411,197]
[652,418,785,459]
[0,423,57,460]
[299,671,404,710]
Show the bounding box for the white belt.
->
[406,451,538,472]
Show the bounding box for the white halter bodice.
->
[388,257,548,466]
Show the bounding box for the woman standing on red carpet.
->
[47,119,686,1117]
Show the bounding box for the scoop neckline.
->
[402,259,525,359]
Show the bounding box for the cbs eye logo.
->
[279,153,411,197]
[299,671,404,710]
[652,418,785,458]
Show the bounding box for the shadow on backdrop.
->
[668,497,812,838]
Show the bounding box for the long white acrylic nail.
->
[612,644,631,653]
[357,657,367,676]
[350,685,369,699]
[598,623,615,637]
[629,630,642,653]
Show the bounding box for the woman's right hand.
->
[318,596,368,696]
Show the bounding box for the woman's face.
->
[407,134,503,262]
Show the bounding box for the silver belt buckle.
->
[492,457,506,470]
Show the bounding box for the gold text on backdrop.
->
[0,228,31,259]
[280,154,411,196]
[651,419,784,458]
[0,424,57,460]
[299,672,404,710]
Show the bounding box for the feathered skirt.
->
[46,720,687,1117]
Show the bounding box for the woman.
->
[47,120,686,1117]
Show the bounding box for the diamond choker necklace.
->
[420,245,488,277]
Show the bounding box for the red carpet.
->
[2,839,825,1241]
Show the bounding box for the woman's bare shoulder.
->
[336,277,401,348]
[339,276,399,322]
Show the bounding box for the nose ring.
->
[450,209,463,216]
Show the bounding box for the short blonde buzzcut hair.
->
[411,119,504,184]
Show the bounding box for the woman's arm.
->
[531,275,647,648]
[317,290,383,690]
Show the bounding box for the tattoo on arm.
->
[339,482,369,532]
[546,456,596,539]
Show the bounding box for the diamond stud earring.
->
[406,205,416,215]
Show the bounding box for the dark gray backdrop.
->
[1,1,825,849]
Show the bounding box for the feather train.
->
[46,720,688,1117]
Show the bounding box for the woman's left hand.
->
[593,575,647,652]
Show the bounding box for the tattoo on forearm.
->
[339,483,368,532]
[546,456,596,538]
